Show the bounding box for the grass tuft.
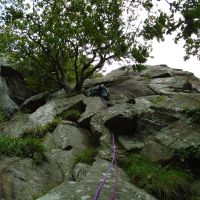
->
[0,135,46,165]
[73,148,98,166]
[59,109,82,122]
[149,95,166,104]
[126,154,191,200]
[21,117,62,138]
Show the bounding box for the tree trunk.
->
[57,64,72,95]
[61,73,72,95]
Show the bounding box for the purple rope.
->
[93,133,116,200]
[93,97,119,200]
[110,138,120,200]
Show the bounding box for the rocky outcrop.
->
[0,157,63,200]
[37,159,157,200]
[0,64,200,200]
[29,93,86,126]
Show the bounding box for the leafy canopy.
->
[0,0,198,93]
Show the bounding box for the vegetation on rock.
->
[21,117,62,138]
[73,148,98,166]
[182,107,200,123]
[125,154,192,200]
[0,135,46,164]
[149,96,166,104]
[0,110,7,123]
[59,108,82,122]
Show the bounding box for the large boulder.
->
[108,78,155,104]
[0,65,32,104]
[90,104,146,160]
[0,65,32,116]
[0,157,63,200]
[0,113,34,138]
[78,96,105,128]
[20,91,50,113]
[36,159,157,200]
[47,122,92,151]
[29,93,86,126]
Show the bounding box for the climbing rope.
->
[93,98,119,200]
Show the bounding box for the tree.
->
[166,0,200,60]
[0,0,177,94]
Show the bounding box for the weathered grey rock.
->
[136,105,179,137]
[83,66,137,88]
[0,72,19,116]
[90,104,146,159]
[0,113,34,138]
[50,123,92,151]
[148,76,194,94]
[0,94,19,116]
[108,78,155,104]
[73,163,90,181]
[141,140,174,162]
[0,65,32,104]
[29,94,85,126]
[46,149,76,180]
[151,93,200,112]
[91,103,141,136]
[154,120,200,150]
[118,136,144,151]
[20,91,50,113]
[140,69,171,79]
[78,97,105,128]
[0,157,63,200]
[37,159,157,200]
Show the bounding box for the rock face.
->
[37,159,157,200]
[0,157,63,200]
[0,64,200,200]
[0,65,32,116]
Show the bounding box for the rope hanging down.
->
[93,97,120,200]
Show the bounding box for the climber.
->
[89,84,109,98]
[89,84,112,107]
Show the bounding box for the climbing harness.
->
[93,97,120,200]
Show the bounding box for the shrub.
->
[126,154,191,200]
[0,135,46,165]
[182,107,200,124]
[21,117,62,138]
[59,109,82,122]
[73,148,98,166]
[133,64,147,72]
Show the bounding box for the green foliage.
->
[167,1,200,60]
[0,110,7,123]
[59,109,82,122]
[0,135,46,165]
[0,0,171,93]
[126,154,191,200]
[182,107,200,123]
[73,148,98,166]
[133,64,147,72]
[175,146,200,162]
[143,12,168,41]
[150,96,166,104]
[21,117,62,138]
